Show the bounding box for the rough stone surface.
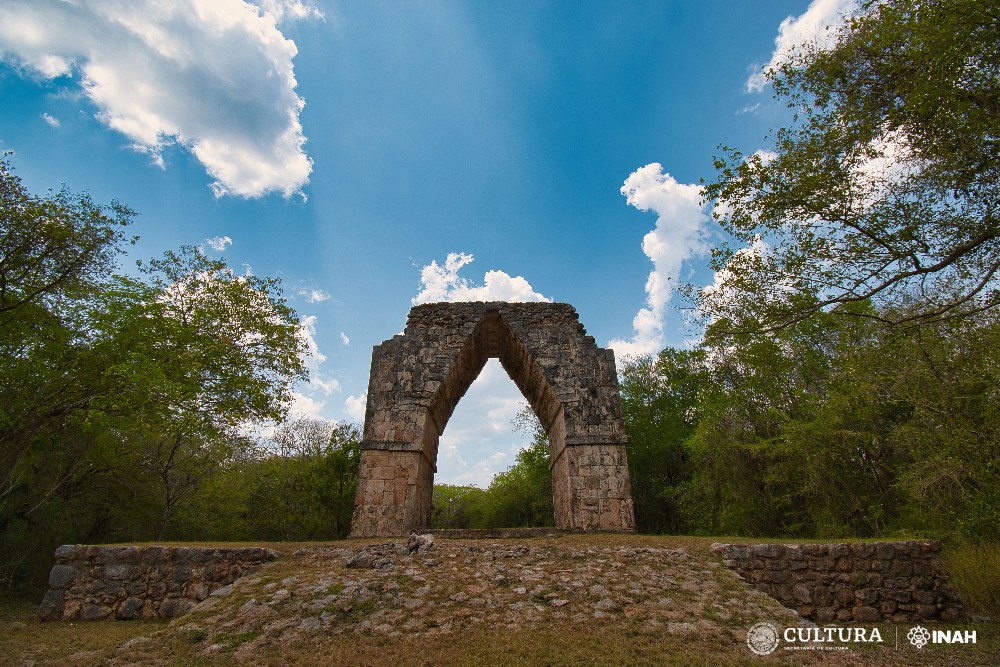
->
[111,537,802,664]
[39,545,278,621]
[712,541,962,622]
[351,302,636,536]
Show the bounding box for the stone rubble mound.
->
[111,536,799,664]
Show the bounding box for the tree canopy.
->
[699,0,1000,332]
[0,157,312,590]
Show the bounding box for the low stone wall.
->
[39,545,278,621]
[712,541,962,622]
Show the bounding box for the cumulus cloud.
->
[0,0,319,197]
[298,315,326,366]
[747,0,857,93]
[344,393,367,422]
[288,390,326,420]
[41,112,60,128]
[610,163,711,358]
[298,287,331,303]
[339,331,350,346]
[436,359,526,487]
[851,129,920,208]
[254,0,323,23]
[412,252,551,305]
[204,235,233,252]
[446,451,510,488]
[298,314,340,396]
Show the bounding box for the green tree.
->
[470,439,553,529]
[619,349,706,533]
[137,246,307,425]
[240,420,361,540]
[0,158,309,588]
[669,301,1000,541]
[0,158,135,516]
[679,305,890,537]
[87,246,308,539]
[0,160,139,588]
[467,406,553,529]
[700,0,1000,332]
[0,154,134,318]
[430,484,484,529]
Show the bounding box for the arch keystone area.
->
[350,302,636,537]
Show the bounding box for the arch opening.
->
[416,310,567,529]
[431,358,536,487]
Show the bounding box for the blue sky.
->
[0,0,855,486]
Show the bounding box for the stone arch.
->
[350,302,635,537]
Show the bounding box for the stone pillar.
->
[565,442,635,530]
[352,447,425,536]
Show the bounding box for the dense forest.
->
[436,306,999,543]
[2,0,997,594]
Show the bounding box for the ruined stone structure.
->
[39,545,277,621]
[351,302,636,537]
[712,541,962,622]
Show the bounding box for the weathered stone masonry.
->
[351,302,637,537]
[713,541,962,623]
[39,545,277,621]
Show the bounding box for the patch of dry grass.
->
[943,541,1000,621]
[0,597,166,667]
[108,615,1000,667]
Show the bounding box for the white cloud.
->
[339,331,350,346]
[298,315,326,367]
[309,374,341,395]
[754,149,779,166]
[747,0,857,93]
[344,393,367,422]
[610,163,711,358]
[288,390,326,420]
[298,314,340,396]
[412,252,551,305]
[0,0,318,198]
[41,112,60,127]
[435,359,529,487]
[204,235,233,252]
[447,451,510,488]
[251,313,335,422]
[298,287,331,303]
[851,129,920,208]
[252,0,323,23]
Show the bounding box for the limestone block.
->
[48,564,76,589]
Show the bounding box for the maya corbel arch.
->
[350,301,636,537]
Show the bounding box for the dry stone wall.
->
[712,541,962,622]
[39,545,277,621]
[352,302,636,536]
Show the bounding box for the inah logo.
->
[747,622,780,655]
[908,626,932,649]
